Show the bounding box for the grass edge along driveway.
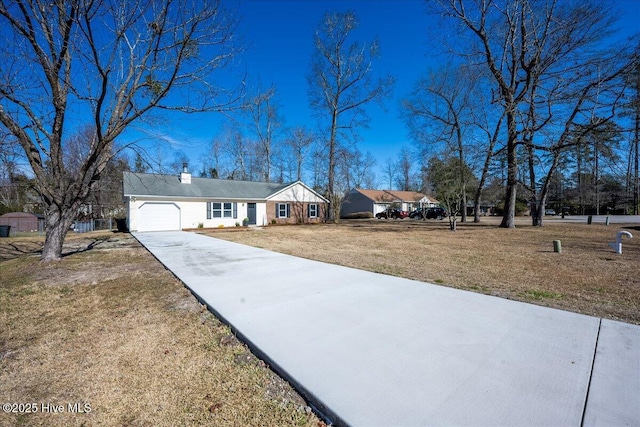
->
[0,232,323,427]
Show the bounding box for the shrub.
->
[341,211,373,219]
[197,223,204,228]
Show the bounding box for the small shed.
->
[0,212,45,232]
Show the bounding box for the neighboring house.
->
[0,212,45,232]
[340,188,438,218]
[383,190,437,213]
[123,169,328,232]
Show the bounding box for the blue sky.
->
[237,0,431,162]
[134,0,640,180]
[134,0,440,176]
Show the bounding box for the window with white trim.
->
[308,203,318,218]
[207,202,237,219]
[276,203,290,218]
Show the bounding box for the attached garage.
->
[123,170,328,231]
[137,203,180,232]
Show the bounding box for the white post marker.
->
[609,230,633,254]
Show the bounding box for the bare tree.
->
[395,147,415,191]
[0,0,241,260]
[336,147,377,191]
[62,125,129,218]
[284,126,315,182]
[351,150,378,189]
[223,128,251,180]
[245,85,283,182]
[519,47,634,225]
[310,145,328,192]
[434,0,636,228]
[622,60,640,214]
[403,65,481,220]
[381,158,398,190]
[406,66,504,222]
[201,136,227,179]
[307,10,395,220]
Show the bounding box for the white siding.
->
[269,183,326,203]
[127,197,270,231]
[137,202,180,231]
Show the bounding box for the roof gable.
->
[267,181,329,203]
[354,188,431,203]
[383,190,428,203]
[355,189,398,203]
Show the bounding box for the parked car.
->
[410,207,448,220]
[409,209,424,219]
[544,209,556,216]
[426,207,447,219]
[376,209,408,219]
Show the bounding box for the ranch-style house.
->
[123,168,328,232]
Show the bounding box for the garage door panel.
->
[138,203,180,231]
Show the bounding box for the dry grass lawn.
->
[206,218,640,325]
[0,232,321,427]
[2,220,637,426]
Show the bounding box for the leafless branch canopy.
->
[0,0,241,259]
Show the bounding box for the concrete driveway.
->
[134,231,639,426]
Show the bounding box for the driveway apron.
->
[134,231,639,427]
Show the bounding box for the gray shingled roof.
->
[123,172,293,200]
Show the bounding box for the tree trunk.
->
[473,162,489,223]
[594,141,600,215]
[531,196,544,226]
[41,206,76,261]
[327,109,338,222]
[633,67,640,215]
[500,176,517,228]
[500,114,518,228]
[473,116,502,223]
[577,145,584,214]
[530,194,542,226]
[473,198,481,223]
[527,143,542,226]
[499,105,519,228]
[460,180,467,222]
[456,125,467,223]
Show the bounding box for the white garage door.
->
[138,203,180,232]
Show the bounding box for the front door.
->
[247,203,257,225]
